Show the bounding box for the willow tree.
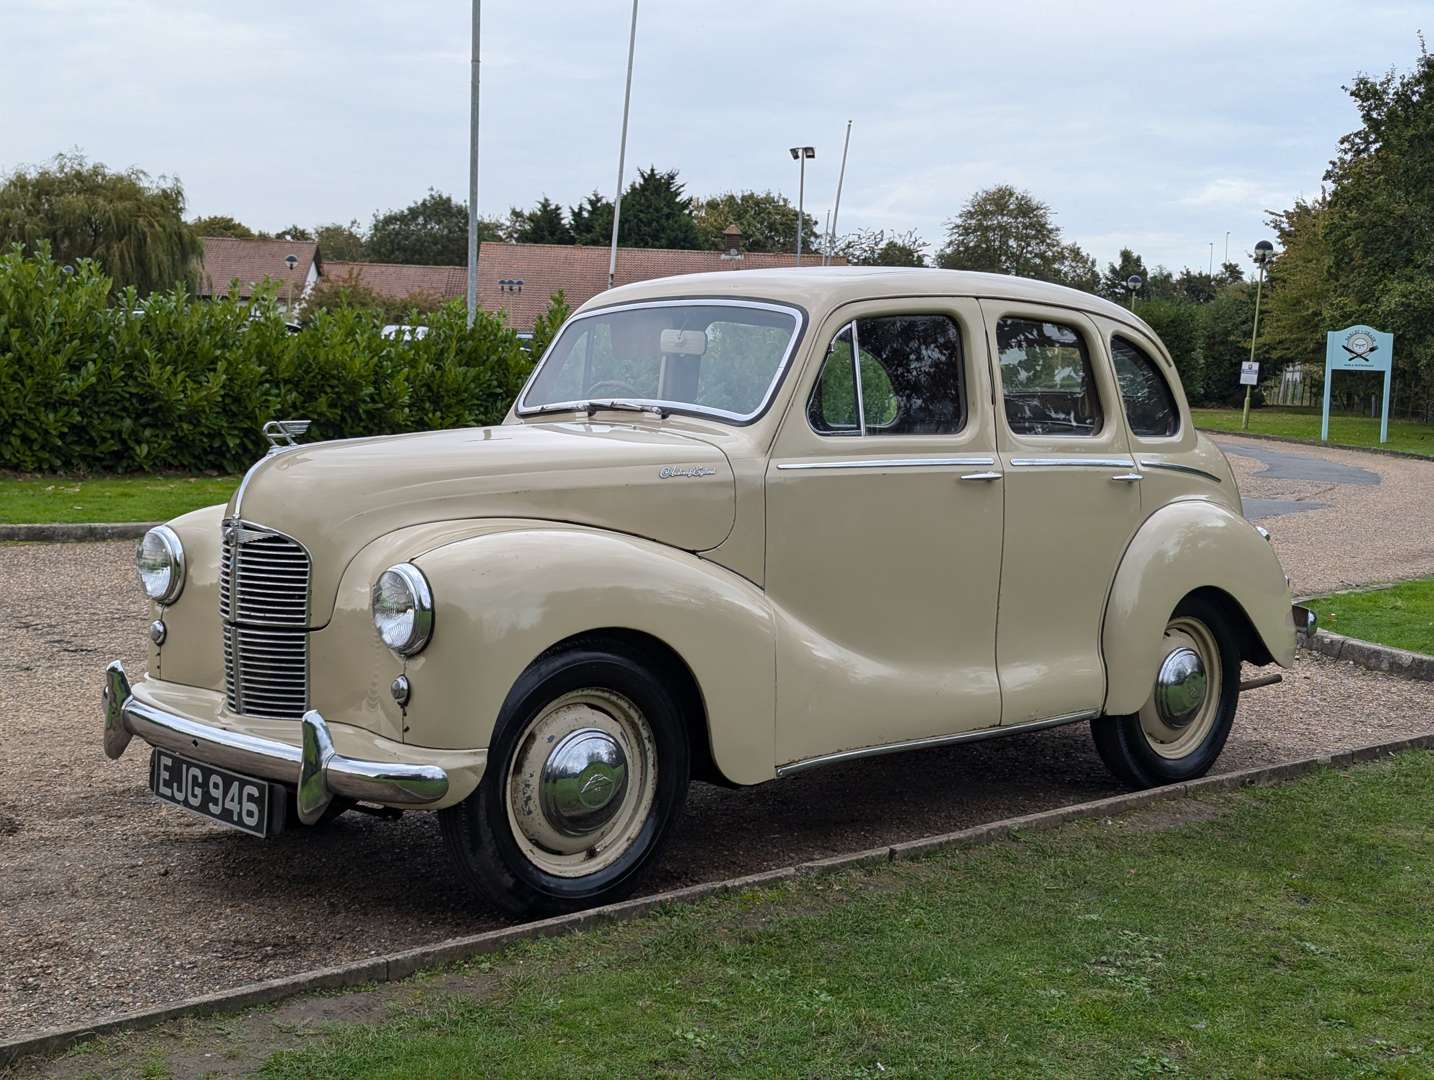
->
[0,153,201,295]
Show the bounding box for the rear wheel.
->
[1092,595,1240,788]
[440,643,690,918]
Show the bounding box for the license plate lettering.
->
[148,749,278,837]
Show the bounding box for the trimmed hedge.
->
[0,246,537,473]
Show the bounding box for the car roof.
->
[581,266,1154,335]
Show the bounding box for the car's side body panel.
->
[403,521,779,784]
[763,295,1007,767]
[1103,498,1295,716]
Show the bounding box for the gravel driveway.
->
[5,441,1434,1042]
[1215,434,1434,596]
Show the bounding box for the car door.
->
[1088,315,1235,514]
[980,300,1146,727]
[765,297,1004,770]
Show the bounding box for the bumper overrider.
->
[102,661,449,824]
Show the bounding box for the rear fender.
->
[1103,499,1294,716]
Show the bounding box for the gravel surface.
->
[4,444,1434,1042]
[1216,434,1434,596]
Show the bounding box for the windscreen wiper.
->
[582,400,669,419]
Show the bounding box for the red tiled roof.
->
[325,243,845,331]
[197,237,318,300]
[322,261,465,301]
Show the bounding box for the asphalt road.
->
[3,436,1433,1040]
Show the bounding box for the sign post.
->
[1321,325,1393,444]
[1240,361,1260,386]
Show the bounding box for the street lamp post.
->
[1126,274,1142,311]
[789,146,815,264]
[1241,239,1275,431]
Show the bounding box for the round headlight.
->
[371,563,434,656]
[136,526,185,604]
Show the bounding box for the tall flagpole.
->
[465,0,481,326]
[826,120,852,264]
[608,0,639,290]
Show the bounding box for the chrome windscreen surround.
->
[220,520,311,720]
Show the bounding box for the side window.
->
[1112,336,1179,437]
[808,315,965,436]
[997,318,1102,437]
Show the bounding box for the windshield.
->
[518,300,802,422]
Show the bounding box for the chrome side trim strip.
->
[1138,459,1223,484]
[1009,457,1136,468]
[776,456,997,471]
[773,709,1100,777]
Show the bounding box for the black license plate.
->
[149,748,285,837]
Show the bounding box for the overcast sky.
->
[3,1,1426,273]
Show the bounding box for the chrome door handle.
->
[1110,472,1143,483]
[959,471,1002,481]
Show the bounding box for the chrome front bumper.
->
[1293,604,1317,636]
[102,661,449,824]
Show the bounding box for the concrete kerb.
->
[0,522,157,542]
[1300,628,1434,682]
[1198,426,1434,463]
[6,732,1434,1068]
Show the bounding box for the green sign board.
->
[1322,325,1393,443]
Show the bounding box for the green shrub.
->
[0,245,537,473]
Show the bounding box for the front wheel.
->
[1091,596,1240,788]
[439,643,690,918]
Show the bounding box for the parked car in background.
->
[104,268,1310,916]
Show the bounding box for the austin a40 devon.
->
[104,268,1312,916]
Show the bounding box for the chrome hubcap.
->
[1154,647,1206,728]
[539,727,629,836]
[1139,616,1222,760]
[505,688,657,878]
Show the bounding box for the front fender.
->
[1103,499,1295,716]
[400,522,777,785]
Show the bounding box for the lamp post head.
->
[285,255,299,271]
[789,146,815,160]
[1126,274,1143,294]
[1252,240,1275,267]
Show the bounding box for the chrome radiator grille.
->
[220,521,311,719]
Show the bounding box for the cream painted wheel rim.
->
[505,688,658,879]
[1138,616,1222,760]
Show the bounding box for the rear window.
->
[1112,336,1180,437]
[996,318,1102,436]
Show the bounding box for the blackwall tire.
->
[1092,595,1241,789]
[439,644,690,918]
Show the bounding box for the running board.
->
[774,710,1099,778]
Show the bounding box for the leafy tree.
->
[192,215,255,239]
[508,196,573,245]
[1100,248,1151,301]
[693,190,819,254]
[272,224,312,241]
[937,185,1061,278]
[1261,197,1335,369]
[569,191,614,247]
[314,220,367,261]
[1320,43,1434,414]
[1138,299,1207,401]
[0,153,201,295]
[833,227,929,267]
[367,189,502,265]
[617,167,700,249]
[1051,242,1100,293]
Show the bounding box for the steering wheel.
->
[586,379,642,399]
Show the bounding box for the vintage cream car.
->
[103,268,1313,916]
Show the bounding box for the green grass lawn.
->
[0,473,238,524]
[1309,576,1434,656]
[63,753,1434,1079]
[1193,406,1434,457]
